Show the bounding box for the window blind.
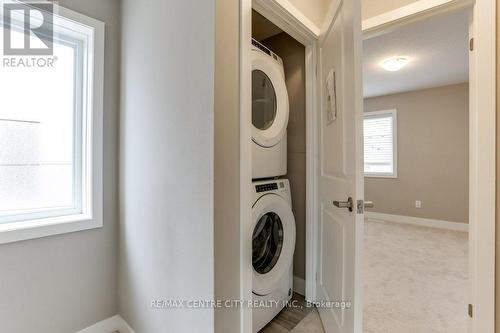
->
[364,112,395,175]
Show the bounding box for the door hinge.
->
[468,304,473,318]
[357,200,364,214]
[469,38,474,51]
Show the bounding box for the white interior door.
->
[315,0,364,332]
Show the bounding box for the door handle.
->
[364,201,374,208]
[356,200,374,213]
[333,197,353,212]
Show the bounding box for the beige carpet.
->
[364,219,468,333]
[290,309,325,333]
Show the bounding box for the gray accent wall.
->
[364,83,469,223]
[119,0,215,332]
[0,1,120,332]
[262,33,307,280]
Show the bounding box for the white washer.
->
[252,40,289,179]
[252,179,295,332]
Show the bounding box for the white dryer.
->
[252,40,289,179]
[252,179,295,332]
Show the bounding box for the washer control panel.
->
[253,179,292,206]
[255,181,285,193]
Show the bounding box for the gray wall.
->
[261,33,307,281]
[0,1,120,332]
[365,83,469,223]
[214,0,241,331]
[119,0,215,332]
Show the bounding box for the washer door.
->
[252,194,296,296]
[252,50,289,148]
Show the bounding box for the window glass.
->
[252,212,284,274]
[252,70,277,130]
[0,26,82,222]
[364,111,396,176]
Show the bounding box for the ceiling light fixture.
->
[381,57,409,72]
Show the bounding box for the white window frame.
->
[0,3,104,244]
[363,109,398,178]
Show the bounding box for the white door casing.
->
[315,0,364,332]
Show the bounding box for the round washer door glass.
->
[252,212,283,274]
[252,70,277,130]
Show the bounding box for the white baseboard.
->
[76,315,135,333]
[365,212,468,232]
[293,276,306,296]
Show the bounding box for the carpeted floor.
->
[278,219,468,332]
[364,219,468,333]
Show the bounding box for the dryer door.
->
[252,193,296,296]
[252,51,289,148]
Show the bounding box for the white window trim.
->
[0,4,105,244]
[363,109,398,178]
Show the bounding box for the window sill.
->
[364,174,398,179]
[0,213,102,245]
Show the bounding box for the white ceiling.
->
[363,9,469,98]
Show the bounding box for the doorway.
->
[251,8,315,333]
[362,9,470,332]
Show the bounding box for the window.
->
[364,109,397,178]
[0,3,104,243]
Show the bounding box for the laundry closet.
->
[250,8,307,332]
